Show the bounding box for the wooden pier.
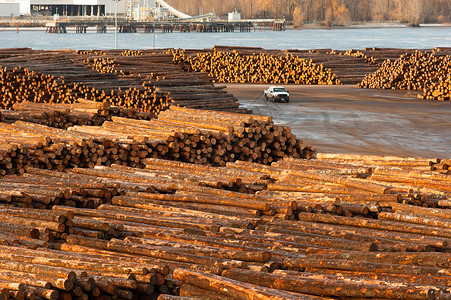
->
[45,19,286,33]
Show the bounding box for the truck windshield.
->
[273,88,286,92]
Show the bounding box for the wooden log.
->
[173,268,321,300]
[290,257,451,277]
[158,296,201,300]
[179,283,231,299]
[222,268,435,300]
[306,250,451,268]
[296,212,451,239]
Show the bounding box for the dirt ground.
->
[224,84,451,158]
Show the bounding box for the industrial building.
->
[0,0,29,16]
[0,0,183,18]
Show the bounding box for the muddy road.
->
[225,84,451,158]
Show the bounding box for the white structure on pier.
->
[228,11,241,22]
[0,0,29,15]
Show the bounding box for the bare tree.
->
[164,0,449,23]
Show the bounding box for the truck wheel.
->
[286,99,289,103]
[265,95,268,101]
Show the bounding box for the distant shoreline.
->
[0,21,450,32]
[288,23,451,30]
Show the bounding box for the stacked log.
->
[78,50,248,113]
[226,154,451,221]
[0,170,117,208]
[358,50,451,101]
[68,105,314,166]
[0,150,450,298]
[168,49,340,85]
[0,119,117,174]
[430,158,451,174]
[359,48,420,65]
[166,155,451,299]
[178,46,383,85]
[0,65,171,113]
[2,48,235,115]
[1,99,154,129]
[87,57,124,75]
[1,100,109,129]
[74,50,106,56]
[331,49,379,65]
[421,73,450,101]
[0,106,314,178]
[0,48,244,113]
[120,50,143,56]
[288,48,451,85]
[153,106,313,164]
[0,243,171,300]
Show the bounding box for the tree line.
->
[165,0,450,25]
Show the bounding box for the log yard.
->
[0,45,449,300]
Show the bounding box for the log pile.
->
[168,154,451,299]
[0,65,171,114]
[1,99,153,129]
[357,48,420,65]
[168,49,341,85]
[0,150,450,298]
[175,46,385,85]
[0,243,171,300]
[1,100,109,129]
[0,48,248,114]
[0,105,314,177]
[67,105,314,166]
[358,50,451,101]
[171,46,422,85]
[1,47,451,299]
[421,73,450,101]
[78,50,248,113]
[120,50,143,56]
[328,49,379,65]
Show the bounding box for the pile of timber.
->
[172,46,415,85]
[68,106,313,166]
[170,154,451,299]
[328,49,379,65]
[87,57,123,75]
[1,99,153,129]
[0,65,171,114]
[168,49,340,85]
[0,153,450,299]
[0,243,172,300]
[0,106,313,176]
[0,48,248,114]
[0,200,123,248]
[430,158,451,173]
[2,100,108,129]
[227,154,451,218]
[354,48,420,65]
[78,50,248,113]
[0,159,272,249]
[120,50,143,56]
[358,50,451,101]
[422,73,450,101]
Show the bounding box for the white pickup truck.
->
[264,86,290,103]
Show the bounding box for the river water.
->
[0,26,450,50]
